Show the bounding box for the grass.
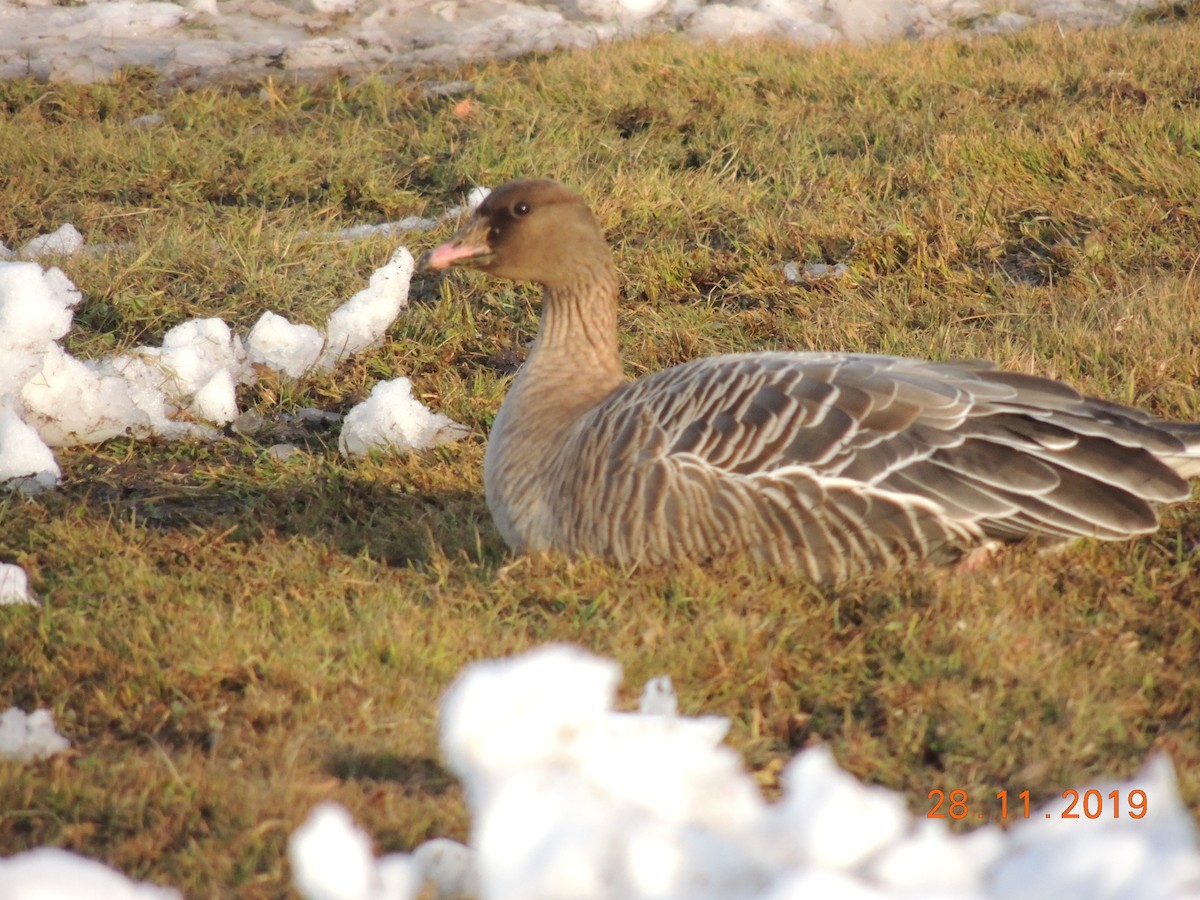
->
[2,14,1200,897]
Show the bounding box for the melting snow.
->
[0,0,1164,86]
[0,707,70,762]
[1,645,1198,897]
[246,311,327,380]
[403,647,1200,899]
[20,224,86,260]
[784,260,850,282]
[316,247,415,373]
[338,377,471,456]
[0,401,61,492]
[0,228,470,493]
[289,804,425,900]
[0,563,37,606]
[0,848,181,899]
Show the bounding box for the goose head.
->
[418,179,610,291]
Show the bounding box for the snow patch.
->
[338,378,470,456]
[0,708,70,762]
[288,803,422,900]
[317,247,415,372]
[0,401,61,492]
[20,223,86,259]
[0,847,180,899]
[0,230,466,491]
[0,563,38,606]
[0,0,1169,86]
[246,311,326,379]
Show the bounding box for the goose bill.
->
[419,221,493,271]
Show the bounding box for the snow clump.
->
[0,708,70,762]
[0,232,467,491]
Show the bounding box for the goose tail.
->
[1160,423,1200,480]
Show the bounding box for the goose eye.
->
[513,201,531,217]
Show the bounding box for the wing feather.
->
[561,350,1194,575]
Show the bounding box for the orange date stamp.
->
[927,788,1148,821]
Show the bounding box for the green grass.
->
[3,17,1200,897]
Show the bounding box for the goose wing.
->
[566,352,1193,578]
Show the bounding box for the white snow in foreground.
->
[0,232,468,492]
[0,562,37,606]
[0,401,61,492]
[288,804,424,900]
[0,848,181,900]
[2,644,1199,897]
[0,0,1166,86]
[282,645,1200,900]
[0,707,70,762]
[288,805,478,900]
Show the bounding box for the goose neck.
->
[532,267,623,385]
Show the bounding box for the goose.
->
[419,179,1200,580]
